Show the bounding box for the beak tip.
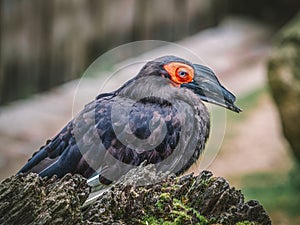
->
[231,105,242,113]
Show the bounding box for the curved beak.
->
[181,64,242,113]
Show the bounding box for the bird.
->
[18,55,241,185]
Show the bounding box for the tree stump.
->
[0,165,271,225]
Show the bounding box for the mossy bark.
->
[268,12,300,162]
[0,165,271,225]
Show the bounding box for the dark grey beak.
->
[181,64,242,113]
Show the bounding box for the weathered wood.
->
[0,173,89,225]
[0,165,271,224]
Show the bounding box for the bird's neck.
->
[117,76,172,101]
[117,76,206,111]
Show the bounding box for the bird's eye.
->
[163,62,194,84]
[177,70,188,77]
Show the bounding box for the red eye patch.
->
[163,62,194,84]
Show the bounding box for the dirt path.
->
[206,92,292,178]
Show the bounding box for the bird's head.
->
[137,55,242,113]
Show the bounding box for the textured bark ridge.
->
[0,173,89,225]
[0,166,271,225]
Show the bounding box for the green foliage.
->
[241,170,300,222]
[290,163,300,190]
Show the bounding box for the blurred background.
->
[0,0,300,224]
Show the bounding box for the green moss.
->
[145,194,208,225]
[172,210,192,222]
[159,193,171,201]
[142,215,163,225]
[155,192,172,212]
[235,221,259,225]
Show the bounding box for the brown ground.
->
[208,92,292,179]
